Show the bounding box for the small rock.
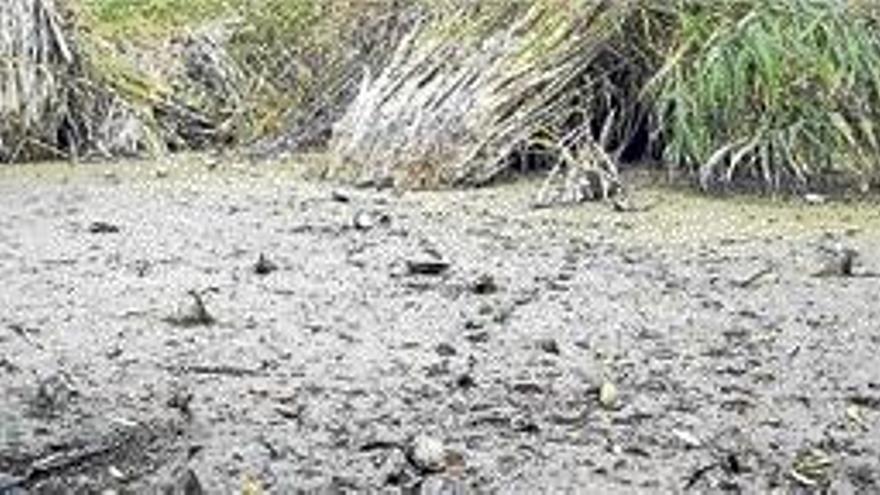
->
[108,465,127,481]
[803,193,827,205]
[353,210,390,231]
[455,374,476,389]
[88,221,120,234]
[512,416,541,434]
[164,290,215,328]
[353,210,376,231]
[435,343,457,357]
[537,338,560,355]
[599,381,619,410]
[179,469,204,495]
[813,246,858,277]
[155,167,170,179]
[470,274,498,295]
[408,435,447,474]
[331,190,351,203]
[254,254,279,275]
[465,331,489,344]
[611,196,636,212]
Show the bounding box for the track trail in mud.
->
[1,157,880,493]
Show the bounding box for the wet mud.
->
[1,159,879,493]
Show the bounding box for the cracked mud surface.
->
[1,158,880,493]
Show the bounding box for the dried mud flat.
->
[1,158,880,494]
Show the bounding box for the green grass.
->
[651,0,880,191]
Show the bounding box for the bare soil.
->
[1,157,880,494]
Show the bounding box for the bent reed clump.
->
[3,0,880,196]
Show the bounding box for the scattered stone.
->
[353,210,390,231]
[470,274,498,295]
[107,465,127,481]
[465,331,489,344]
[254,253,279,275]
[88,221,121,234]
[353,210,376,231]
[455,374,476,389]
[155,167,170,179]
[813,246,858,278]
[331,190,352,203]
[435,343,457,357]
[406,257,451,276]
[164,290,216,328]
[610,195,651,213]
[177,469,205,495]
[803,193,827,205]
[512,416,541,434]
[537,338,560,355]
[599,381,619,410]
[408,435,447,474]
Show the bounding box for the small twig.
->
[2,443,117,491]
[7,324,45,351]
[169,365,264,378]
[684,462,718,490]
[735,266,774,288]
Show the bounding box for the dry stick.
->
[0,440,120,491]
[736,266,774,288]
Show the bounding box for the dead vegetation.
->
[4,0,880,200]
[0,0,74,161]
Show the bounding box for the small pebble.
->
[435,343,457,357]
[409,435,446,473]
[254,253,279,275]
[803,193,826,205]
[599,381,619,410]
[471,274,498,295]
[108,465,126,481]
[538,338,560,355]
[88,221,120,234]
